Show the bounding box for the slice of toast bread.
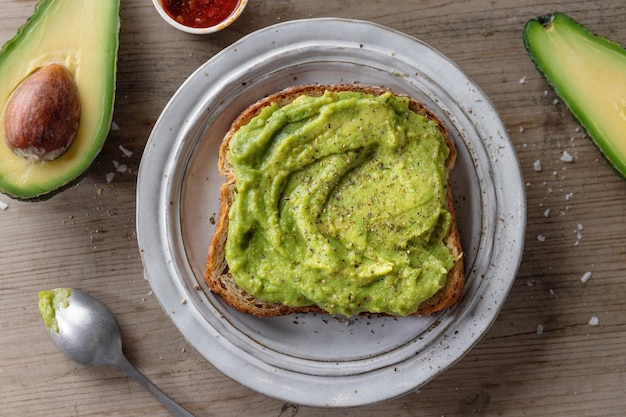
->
[205,84,464,317]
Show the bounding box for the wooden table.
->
[2,0,625,416]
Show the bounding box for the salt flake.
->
[119,145,133,158]
[561,151,573,162]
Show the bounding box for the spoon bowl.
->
[49,288,123,366]
[39,288,195,417]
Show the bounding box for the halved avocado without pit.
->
[0,0,120,200]
[524,13,626,178]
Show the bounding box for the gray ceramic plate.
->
[136,18,526,407]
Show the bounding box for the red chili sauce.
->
[162,0,239,28]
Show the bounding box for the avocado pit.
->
[3,63,81,162]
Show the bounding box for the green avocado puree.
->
[225,90,456,316]
[38,288,72,333]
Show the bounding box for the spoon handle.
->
[115,354,196,417]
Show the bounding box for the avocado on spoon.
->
[38,288,195,417]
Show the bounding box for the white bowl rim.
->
[151,0,248,34]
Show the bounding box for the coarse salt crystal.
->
[581,271,592,283]
[565,192,574,201]
[0,200,8,210]
[561,151,573,162]
[106,172,115,183]
[111,121,120,131]
[536,324,544,334]
[588,316,600,326]
[533,160,542,172]
[119,145,133,158]
[544,208,551,218]
[519,126,525,133]
[537,235,546,242]
[519,76,527,84]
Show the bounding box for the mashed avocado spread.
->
[225,90,456,316]
[38,288,71,333]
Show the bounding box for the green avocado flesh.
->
[0,0,120,199]
[524,13,626,178]
[38,288,71,333]
[225,91,456,317]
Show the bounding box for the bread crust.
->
[205,84,464,317]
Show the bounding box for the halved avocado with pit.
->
[0,0,120,199]
[524,13,626,178]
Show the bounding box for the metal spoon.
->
[40,288,195,417]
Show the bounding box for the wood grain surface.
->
[1,1,625,416]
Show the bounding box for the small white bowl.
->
[152,0,248,34]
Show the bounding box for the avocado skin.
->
[524,13,626,179]
[0,0,121,200]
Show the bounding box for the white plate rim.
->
[136,17,526,408]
